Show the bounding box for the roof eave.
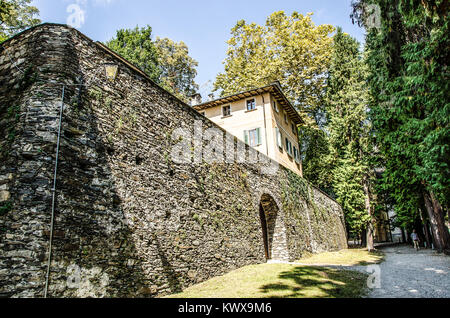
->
[194,84,304,125]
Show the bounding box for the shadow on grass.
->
[359,250,385,265]
[259,266,367,298]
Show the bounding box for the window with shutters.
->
[246,99,256,111]
[275,128,282,149]
[293,146,300,163]
[222,105,231,117]
[273,101,279,113]
[285,138,293,157]
[244,128,262,147]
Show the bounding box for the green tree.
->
[333,153,370,240]
[0,0,40,42]
[154,37,199,102]
[325,28,375,250]
[352,0,450,252]
[106,25,161,82]
[299,126,334,194]
[106,26,199,102]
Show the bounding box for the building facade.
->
[193,84,304,177]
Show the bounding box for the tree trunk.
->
[401,227,406,243]
[363,180,375,251]
[388,221,393,242]
[419,207,432,249]
[423,191,450,252]
[361,229,367,247]
[405,229,411,244]
[415,222,426,248]
[366,223,375,251]
[425,221,433,248]
[430,193,450,251]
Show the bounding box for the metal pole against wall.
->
[44,85,65,298]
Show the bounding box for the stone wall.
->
[0,24,347,298]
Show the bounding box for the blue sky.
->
[32,0,365,96]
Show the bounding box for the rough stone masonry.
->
[0,24,347,298]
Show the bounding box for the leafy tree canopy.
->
[0,0,40,42]
[214,11,335,128]
[106,26,161,83]
[155,37,199,102]
[106,26,199,102]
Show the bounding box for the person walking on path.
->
[411,230,420,251]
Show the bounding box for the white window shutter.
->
[293,147,297,159]
[276,128,282,148]
[256,128,261,145]
[275,128,279,148]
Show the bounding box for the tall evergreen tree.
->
[352,0,450,252]
[325,28,375,250]
[299,126,334,194]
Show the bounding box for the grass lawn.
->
[166,263,369,298]
[297,248,385,266]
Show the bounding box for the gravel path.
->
[271,244,449,298]
[354,245,450,298]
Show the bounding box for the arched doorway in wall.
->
[259,194,288,261]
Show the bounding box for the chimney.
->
[190,93,202,106]
[208,93,215,101]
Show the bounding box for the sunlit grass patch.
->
[297,248,384,266]
[166,263,368,298]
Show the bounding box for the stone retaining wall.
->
[0,24,347,298]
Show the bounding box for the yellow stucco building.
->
[192,82,304,176]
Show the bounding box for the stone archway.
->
[259,194,289,261]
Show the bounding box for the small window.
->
[244,128,262,147]
[222,105,231,117]
[285,138,293,157]
[273,101,279,113]
[275,128,282,148]
[294,147,300,164]
[293,147,300,163]
[246,99,256,111]
[291,123,296,134]
[284,112,288,124]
